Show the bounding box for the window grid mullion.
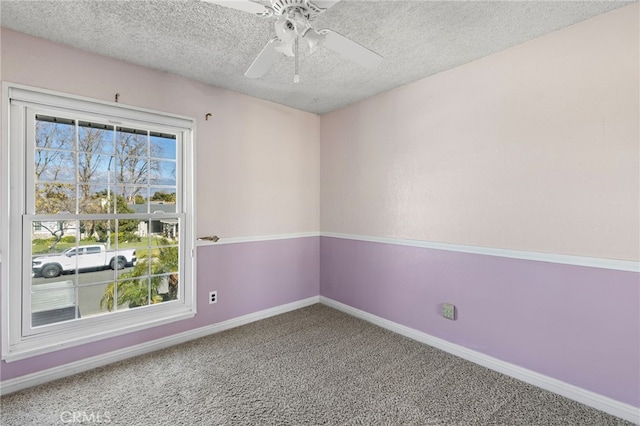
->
[74,119,80,216]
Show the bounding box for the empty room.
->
[0,0,638,424]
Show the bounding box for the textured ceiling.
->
[0,0,632,114]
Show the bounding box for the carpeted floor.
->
[0,304,633,425]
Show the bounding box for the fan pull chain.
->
[294,36,300,83]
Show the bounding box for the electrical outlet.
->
[209,291,217,304]
[442,303,455,320]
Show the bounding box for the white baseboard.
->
[3,295,638,424]
[0,296,319,396]
[320,296,640,425]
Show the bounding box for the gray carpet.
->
[0,304,633,425]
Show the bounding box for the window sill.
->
[2,305,195,363]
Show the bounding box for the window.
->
[2,84,196,361]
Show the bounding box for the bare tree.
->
[77,126,109,211]
[35,120,73,181]
[34,120,76,250]
[33,120,170,249]
[115,131,160,203]
[35,182,76,250]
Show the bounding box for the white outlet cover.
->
[442,303,455,320]
[209,291,217,304]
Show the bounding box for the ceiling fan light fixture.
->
[302,28,324,53]
[274,17,297,56]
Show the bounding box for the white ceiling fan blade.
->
[319,29,383,68]
[201,0,268,15]
[245,37,280,78]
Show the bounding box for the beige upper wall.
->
[2,3,638,259]
[321,4,639,261]
[0,29,320,239]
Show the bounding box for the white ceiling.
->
[0,0,632,114]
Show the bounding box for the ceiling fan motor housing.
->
[273,2,314,44]
[270,0,323,17]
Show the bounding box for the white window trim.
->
[1,83,197,362]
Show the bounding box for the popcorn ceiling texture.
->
[0,0,630,113]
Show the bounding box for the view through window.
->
[31,115,181,326]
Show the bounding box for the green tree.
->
[100,239,179,311]
[150,191,176,203]
[94,195,140,243]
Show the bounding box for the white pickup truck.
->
[32,244,137,278]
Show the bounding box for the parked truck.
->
[32,244,137,278]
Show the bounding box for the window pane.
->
[124,186,150,213]
[35,117,75,151]
[78,282,113,319]
[150,134,176,160]
[152,273,179,303]
[161,220,179,241]
[35,149,75,182]
[113,277,150,310]
[149,187,176,211]
[116,184,148,211]
[77,154,112,185]
[78,122,114,155]
[115,155,150,201]
[155,243,179,274]
[31,280,78,327]
[148,218,179,241]
[99,278,141,312]
[77,184,105,214]
[114,218,143,246]
[115,129,149,206]
[78,151,109,185]
[118,184,148,207]
[31,220,67,291]
[35,183,76,215]
[116,129,147,158]
[151,160,176,186]
[31,217,75,248]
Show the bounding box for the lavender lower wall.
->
[4,234,638,409]
[1,237,319,381]
[319,236,640,407]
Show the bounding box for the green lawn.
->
[32,236,172,256]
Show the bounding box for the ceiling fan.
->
[203,0,383,82]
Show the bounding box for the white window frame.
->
[1,83,197,362]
